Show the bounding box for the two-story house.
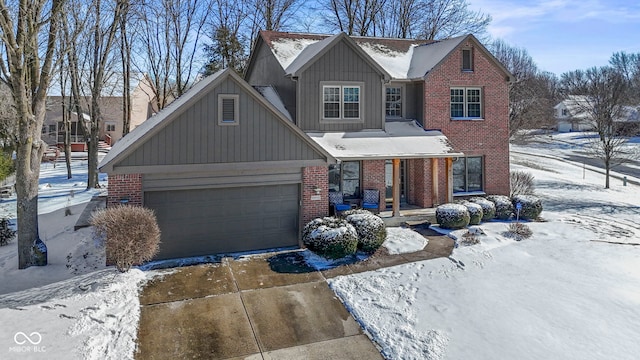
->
[43,73,156,151]
[99,31,512,261]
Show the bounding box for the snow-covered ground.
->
[1,135,639,359]
[330,145,640,360]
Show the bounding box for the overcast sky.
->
[468,0,640,76]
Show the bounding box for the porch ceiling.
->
[306,120,463,161]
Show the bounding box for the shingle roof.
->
[258,31,476,80]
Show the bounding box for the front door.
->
[385,159,406,207]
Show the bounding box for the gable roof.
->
[99,68,334,172]
[283,32,391,80]
[256,31,512,81]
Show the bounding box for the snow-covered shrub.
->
[0,218,15,246]
[340,208,374,218]
[458,201,483,225]
[345,213,387,253]
[510,170,535,197]
[505,222,533,241]
[91,205,161,272]
[511,194,543,220]
[468,197,496,221]
[436,203,470,229]
[461,231,480,245]
[302,217,358,259]
[486,195,514,220]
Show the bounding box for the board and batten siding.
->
[297,41,384,131]
[245,40,297,123]
[115,77,323,168]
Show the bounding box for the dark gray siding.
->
[145,184,300,260]
[143,168,301,191]
[405,81,424,123]
[115,77,323,167]
[246,40,297,123]
[297,41,384,131]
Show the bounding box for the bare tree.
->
[609,51,640,103]
[119,0,132,136]
[253,0,301,31]
[378,0,422,38]
[491,39,558,138]
[324,0,386,36]
[419,0,491,40]
[202,0,251,75]
[0,0,65,268]
[134,0,210,110]
[560,67,634,189]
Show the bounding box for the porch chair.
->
[361,189,380,214]
[329,191,351,216]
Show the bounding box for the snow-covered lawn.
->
[1,138,639,359]
[330,149,640,359]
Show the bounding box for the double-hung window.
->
[385,87,402,118]
[322,84,362,120]
[453,156,483,193]
[451,87,482,119]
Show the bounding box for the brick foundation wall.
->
[362,160,386,211]
[302,166,328,224]
[107,173,143,207]
[423,39,511,196]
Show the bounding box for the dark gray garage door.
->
[145,184,300,260]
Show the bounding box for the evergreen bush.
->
[511,194,543,220]
[345,212,387,253]
[436,203,470,229]
[486,195,514,220]
[302,217,358,259]
[468,197,496,221]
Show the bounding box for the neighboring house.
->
[100,31,512,261]
[554,96,594,132]
[43,73,156,150]
[554,96,640,134]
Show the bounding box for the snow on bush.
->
[486,195,514,220]
[302,217,358,259]
[436,203,470,229]
[91,205,161,272]
[340,208,373,217]
[504,222,533,241]
[458,201,483,225]
[468,197,496,221]
[345,212,387,253]
[511,194,543,220]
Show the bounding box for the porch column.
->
[431,158,439,207]
[445,157,453,203]
[392,158,400,216]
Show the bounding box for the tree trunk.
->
[62,99,72,179]
[605,160,610,189]
[14,129,45,269]
[87,103,101,188]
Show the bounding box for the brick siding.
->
[361,160,386,211]
[107,173,143,207]
[422,39,511,197]
[302,166,329,224]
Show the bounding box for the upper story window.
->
[322,84,362,121]
[451,87,482,119]
[462,48,473,71]
[385,86,402,118]
[561,108,568,117]
[218,94,240,125]
[105,122,116,132]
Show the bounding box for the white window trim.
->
[320,82,364,123]
[385,84,404,119]
[450,87,483,120]
[218,94,240,126]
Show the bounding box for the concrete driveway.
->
[135,235,453,359]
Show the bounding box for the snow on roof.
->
[407,35,467,78]
[307,120,462,160]
[357,42,417,79]
[270,37,323,70]
[285,34,340,75]
[253,85,292,121]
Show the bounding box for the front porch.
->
[379,206,436,227]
